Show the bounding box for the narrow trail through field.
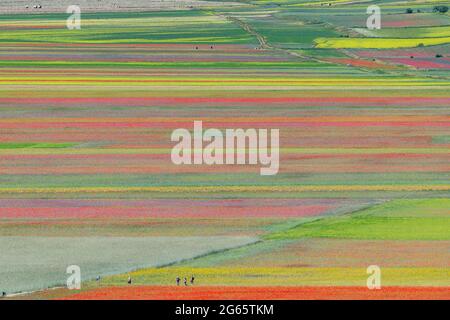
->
[226,16,270,49]
[223,14,307,60]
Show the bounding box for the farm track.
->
[224,15,308,60]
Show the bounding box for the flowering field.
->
[1,0,449,300]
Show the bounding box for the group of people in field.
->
[176,276,195,286]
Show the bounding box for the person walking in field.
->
[184,277,188,286]
[127,275,132,285]
[176,277,180,286]
[190,275,195,285]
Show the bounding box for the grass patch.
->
[353,199,450,218]
[0,12,256,44]
[267,216,450,240]
[267,199,450,240]
[0,142,75,149]
[432,136,450,144]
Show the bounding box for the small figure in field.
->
[183,277,188,286]
[190,275,195,285]
[127,275,132,285]
[96,276,101,281]
[1,291,6,297]
[176,277,180,286]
